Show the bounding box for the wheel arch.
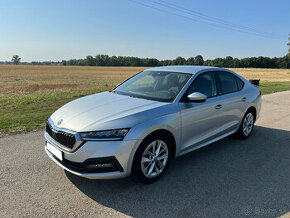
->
[246,106,257,121]
[144,129,176,158]
[130,128,177,175]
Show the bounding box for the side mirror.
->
[187,92,207,102]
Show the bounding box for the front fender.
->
[123,110,181,174]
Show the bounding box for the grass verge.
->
[260,81,290,94]
[1,81,290,136]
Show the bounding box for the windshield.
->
[113,71,192,102]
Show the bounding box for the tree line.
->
[62,54,290,69]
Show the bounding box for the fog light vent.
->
[61,156,124,173]
[86,163,114,169]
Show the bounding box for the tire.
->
[133,133,172,183]
[236,110,255,139]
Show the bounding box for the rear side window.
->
[235,77,244,90]
[217,72,239,95]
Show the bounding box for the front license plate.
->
[46,142,63,161]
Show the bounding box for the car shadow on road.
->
[65,126,290,217]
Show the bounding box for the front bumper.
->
[45,132,140,179]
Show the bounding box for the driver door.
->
[178,71,225,155]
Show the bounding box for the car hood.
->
[50,91,171,132]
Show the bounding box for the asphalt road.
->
[1,91,290,218]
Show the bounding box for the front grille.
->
[46,122,76,149]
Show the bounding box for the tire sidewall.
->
[133,133,172,183]
[239,110,255,139]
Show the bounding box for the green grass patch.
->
[0,88,104,136]
[259,81,290,94]
[1,81,290,136]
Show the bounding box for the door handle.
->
[241,97,247,101]
[215,104,222,109]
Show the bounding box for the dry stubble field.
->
[0,65,290,136]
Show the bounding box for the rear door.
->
[214,71,246,133]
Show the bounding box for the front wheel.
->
[133,134,172,183]
[236,110,255,139]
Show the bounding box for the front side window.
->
[216,71,239,94]
[186,72,217,97]
[114,71,192,102]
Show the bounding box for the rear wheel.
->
[133,134,171,183]
[236,110,255,139]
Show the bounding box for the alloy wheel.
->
[141,140,169,178]
[243,113,254,136]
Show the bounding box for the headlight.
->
[80,129,129,141]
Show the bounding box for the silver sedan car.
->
[45,66,261,183]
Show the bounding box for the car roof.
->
[145,65,226,75]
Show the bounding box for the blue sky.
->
[0,0,289,61]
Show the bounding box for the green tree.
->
[159,59,173,66]
[225,56,233,67]
[232,58,240,68]
[61,53,289,69]
[109,56,120,66]
[186,57,195,65]
[142,58,159,66]
[173,56,186,65]
[95,54,110,66]
[77,59,88,66]
[86,56,96,66]
[11,55,21,64]
[194,55,204,65]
